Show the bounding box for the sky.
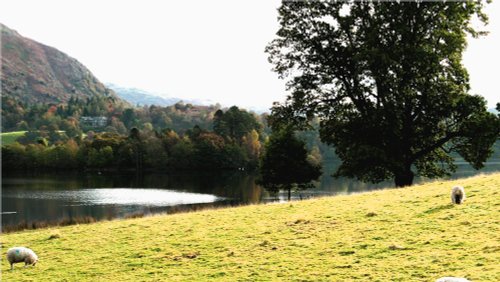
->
[0,0,498,110]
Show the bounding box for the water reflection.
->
[1,171,270,228]
[6,189,220,206]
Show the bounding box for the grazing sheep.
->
[451,186,466,204]
[436,277,471,282]
[6,247,38,270]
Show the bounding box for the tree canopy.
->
[213,106,262,142]
[266,1,500,187]
[259,127,322,200]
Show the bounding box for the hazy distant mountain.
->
[106,84,180,106]
[106,83,215,107]
[1,23,125,105]
[487,108,498,115]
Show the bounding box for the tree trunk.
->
[394,169,414,187]
[288,187,291,201]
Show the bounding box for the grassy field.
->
[1,173,499,281]
[0,131,26,145]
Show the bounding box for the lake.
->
[2,161,499,230]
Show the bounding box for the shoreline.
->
[3,172,497,233]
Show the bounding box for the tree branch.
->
[411,132,459,162]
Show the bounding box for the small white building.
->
[80,116,108,127]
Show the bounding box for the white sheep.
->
[6,247,38,270]
[451,186,466,204]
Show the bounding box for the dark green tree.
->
[259,127,322,201]
[129,127,143,170]
[193,132,226,169]
[213,106,261,142]
[169,139,195,169]
[121,108,137,129]
[213,109,226,136]
[266,1,500,187]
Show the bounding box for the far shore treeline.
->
[1,96,329,172]
[2,97,260,171]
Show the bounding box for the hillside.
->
[2,173,499,281]
[1,23,122,105]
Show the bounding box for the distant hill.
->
[1,23,125,105]
[107,83,215,107]
[106,84,182,107]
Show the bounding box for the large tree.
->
[266,1,499,187]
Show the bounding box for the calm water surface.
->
[2,161,499,228]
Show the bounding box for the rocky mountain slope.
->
[1,23,123,105]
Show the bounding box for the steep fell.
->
[1,23,122,105]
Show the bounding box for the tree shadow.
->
[422,204,454,215]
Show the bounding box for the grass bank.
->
[1,173,499,281]
[0,131,26,145]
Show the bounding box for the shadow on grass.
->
[422,204,454,215]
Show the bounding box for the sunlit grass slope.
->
[2,173,499,281]
[0,131,26,145]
